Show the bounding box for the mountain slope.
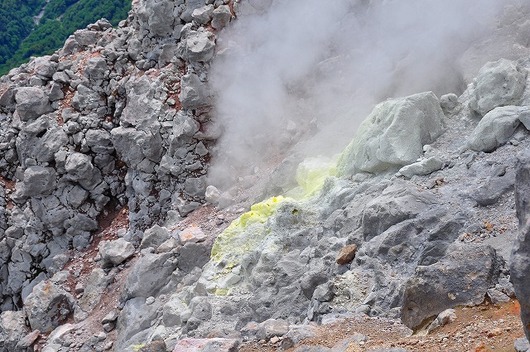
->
[0,0,130,75]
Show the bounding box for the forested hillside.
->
[0,0,130,75]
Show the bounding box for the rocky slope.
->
[1,1,530,352]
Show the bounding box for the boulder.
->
[124,252,178,298]
[184,30,216,63]
[15,87,53,121]
[212,5,232,30]
[192,5,214,24]
[397,157,444,178]
[468,106,529,152]
[99,238,135,267]
[512,151,530,341]
[16,166,56,197]
[338,92,445,175]
[0,311,30,352]
[111,127,163,169]
[140,225,171,249]
[24,280,75,333]
[401,244,500,329]
[469,59,527,116]
[179,73,210,109]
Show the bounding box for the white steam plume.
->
[208,0,522,191]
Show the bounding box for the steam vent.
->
[2,0,530,351]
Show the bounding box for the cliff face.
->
[1,1,530,352]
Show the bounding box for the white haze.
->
[208,0,520,190]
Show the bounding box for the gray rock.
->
[115,297,160,351]
[48,82,65,101]
[184,177,207,197]
[124,252,178,298]
[0,311,30,352]
[471,169,515,206]
[77,268,112,313]
[171,338,240,352]
[184,30,216,63]
[84,57,108,82]
[72,85,102,111]
[512,151,530,341]
[180,0,208,23]
[257,318,290,340]
[397,157,443,178]
[401,244,500,329]
[470,59,527,116]
[24,280,75,333]
[15,87,53,121]
[99,238,135,267]
[486,288,510,304]
[515,337,530,352]
[293,346,331,352]
[138,0,175,37]
[140,225,171,249]
[192,5,214,24]
[15,116,68,165]
[179,73,210,109]
[85,129,114,154]
[338,92,445,175]
[16,166,56,197]
[427,308,456,332]
[468,106,528,152]
[212,5,232,30]
[111,127,163,169]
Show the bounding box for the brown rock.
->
[336,244,358,265]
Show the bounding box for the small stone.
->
[336,244,358,265]
[179,226,207,244]
[270,336,280,344]
[16,330,41,349]
[146,296,156,305]
[515,337,530,352]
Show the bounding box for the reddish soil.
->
[240,300,525,352]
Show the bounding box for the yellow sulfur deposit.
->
[295,156,337,197]
[210,196,288,263]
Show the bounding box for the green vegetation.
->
[0,0,131,76]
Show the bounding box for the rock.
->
[205,185,221,205]
[515,337,530,352]
[171,338,240,352]
[99,238,135,267]
[440,93,460,115]
[401,244,499,329]
[15,87,53,121]
[0,311,30,352]
[179,226,207,244]
[397,157,444,178]
[24,280,75,333]
[192,5,214,24]
[16,166,56,197]
[111,127,163,169]
[16,329,41,349]
[470,59,527,116]
[511,151,530,341]
[85,129,114,154]
[139,340,167,352]
[124,252,178,298]
[338,92,445,175]
[336,244,358,265]
[184,30,216,63]
[486,288,510,304]
[212,5,232,30]
[427,308,457,332]
[471,169,515,206]
[179,73,210,109]
[115,297,160,351]
[77,268,112,313]
[257,319,290,340]
[140,225,171,249]
[468,106,528,152]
